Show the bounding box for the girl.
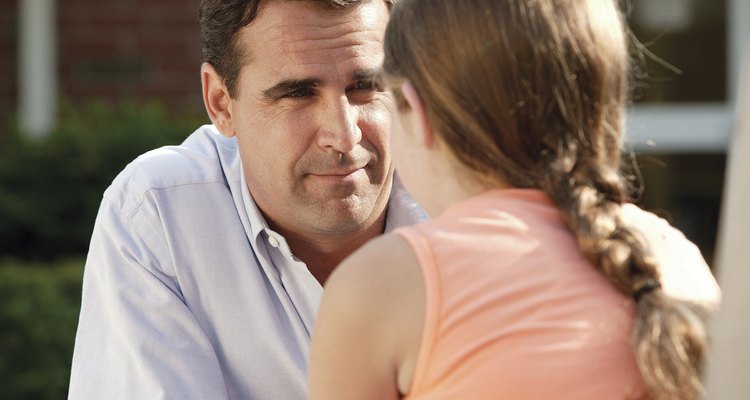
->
[308,1,721,399]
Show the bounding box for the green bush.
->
[0,258,84,400]
[0,100,208,259]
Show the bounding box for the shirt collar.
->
[384,172,429,231]
[239,165,273,242]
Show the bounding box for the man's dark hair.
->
[199,0,395,98]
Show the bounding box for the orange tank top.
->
[395,189,720,400]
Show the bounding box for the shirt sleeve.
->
[621,204,721,307]
[68,196,229,399]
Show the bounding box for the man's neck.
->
[273,213,388,286]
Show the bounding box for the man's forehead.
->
[240,0,388,59]
[235,0,387,86]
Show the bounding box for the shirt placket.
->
[262,229,323,338]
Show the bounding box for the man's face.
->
[228,0,393,238]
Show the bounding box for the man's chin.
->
[304,194,383,234]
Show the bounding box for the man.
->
[68,0,423,398]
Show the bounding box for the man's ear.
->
[400,82,435,149]
[201,62,237,137]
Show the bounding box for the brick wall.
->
[0,0,205,134]
[0,0,17,130]
[58,0,204,112]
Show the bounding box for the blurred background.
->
[0,0,747,398]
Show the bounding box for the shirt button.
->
[268,235,280,248]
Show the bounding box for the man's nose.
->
[316,97,362,153]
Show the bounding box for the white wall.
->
[704,38,750,400]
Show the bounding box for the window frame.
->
[627,0,749,153]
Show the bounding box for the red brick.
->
[4,0,205,115]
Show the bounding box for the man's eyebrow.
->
[260,69,381,99]
[261,78,322,99]
[352,68,381,86]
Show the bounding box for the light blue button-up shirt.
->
[68,125,427,399]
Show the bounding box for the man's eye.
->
[355,80,372,90]
[286,88,313,98]
[350,80,379,92]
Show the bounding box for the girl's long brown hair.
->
[382,1,711,398]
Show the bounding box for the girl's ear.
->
[401,82,435,149]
